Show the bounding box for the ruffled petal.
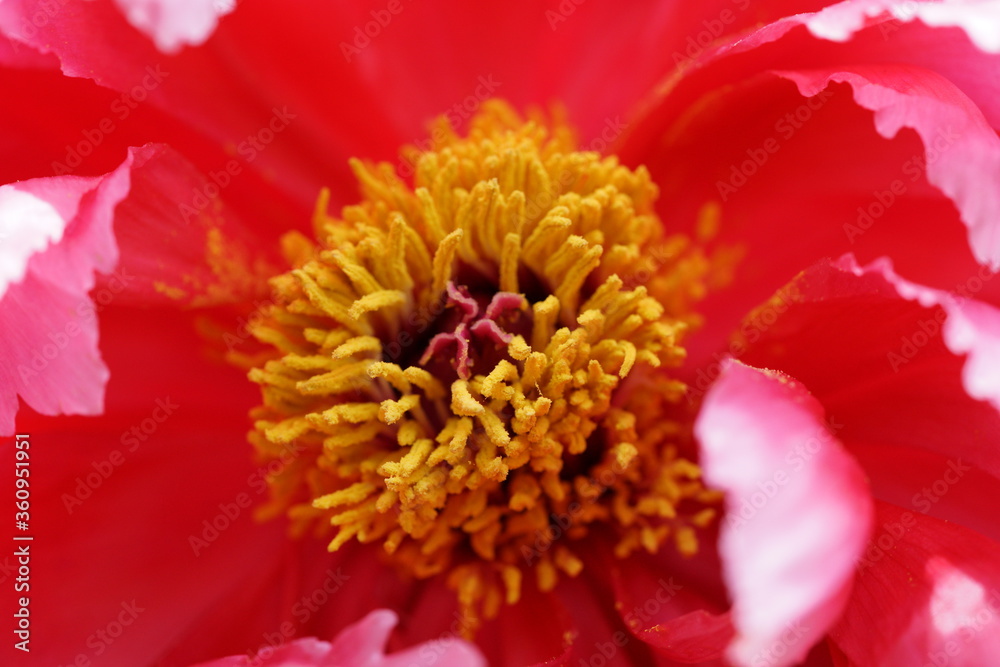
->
[0,146,143,434]
[112,0,233,53]
[775,66,1000,270]
[0,141,277,435]
[619,0,1000,362]
[0,184,65,297]
[0,0,358,220]
[192,609,485,667]
[830,501,1000,666]
[803,0,1000,54]
[0,0,877,229]
[695,360,873,667]
[733,254,1000,481]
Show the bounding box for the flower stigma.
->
[245,101,723,631]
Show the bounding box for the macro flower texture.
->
[3,0,1000,665]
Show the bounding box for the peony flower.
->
[3,0,1000,665]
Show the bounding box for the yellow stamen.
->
[244,100,722,632]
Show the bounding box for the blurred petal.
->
[831,501,1000,666]
[804,0,1000,54]
[113,0,233,53]
[696,361,873,667]
[849,441,1000,545]
[193,609,486,667]
[475,583,576,666]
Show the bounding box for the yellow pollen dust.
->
[246,100,719,630]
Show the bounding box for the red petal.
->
[14,306,294,665]
[104,144,276,308]
[475,583,576,666]
[610,548,733,664]
[620,3,1000,362]
[0,0,379,216]
[775,66,1000,270]
[734,255,1000,482]
[848,441,1000,545]
[831,501,1000,666]
[0,65,307,250]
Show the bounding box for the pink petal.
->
[695,361,873,667]
[0,146,142,435]
[112,0,233,53]
[0,141,274,435]
[937,295,1000,409]
[192,638,333,667]
[193,609,485,667]
[0,28,57,68]
[329,609,485,667]
[0,184,65,297]
[907,1,1000,53]
[803,0,1000,54]
[830,501,1000,666]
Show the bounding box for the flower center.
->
[246,101,720,629]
